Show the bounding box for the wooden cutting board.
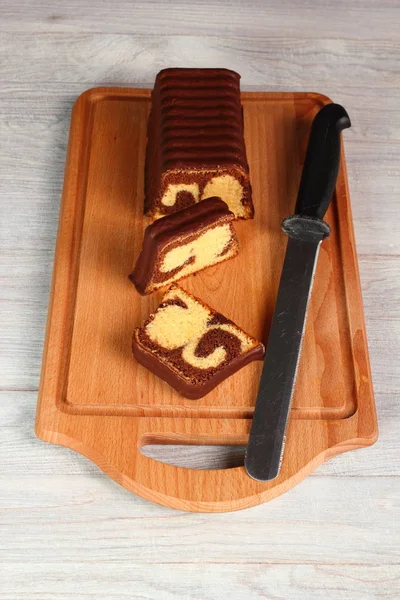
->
[36,87,378,512]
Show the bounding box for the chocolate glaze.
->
[144,67,253,218]
[133,330,264,401]
[130,197,238,295]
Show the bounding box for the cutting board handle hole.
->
[140,436,245,470]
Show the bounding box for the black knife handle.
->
[295,103,351,220]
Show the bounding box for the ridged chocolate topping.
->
[152,68,247,171]
[130,197,235,295]
[144,68,253,218]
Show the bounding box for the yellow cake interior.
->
[156,173,246,219]
[161,182,200,207]
[145,286,257,370]
[202,175,245,217]
[150,223,236,291]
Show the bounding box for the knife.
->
[245,103,351,482]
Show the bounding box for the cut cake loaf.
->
[145,67,253,220]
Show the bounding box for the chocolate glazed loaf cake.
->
[133,284,265,399]
[130,197,239,295]
[145,68,253,221]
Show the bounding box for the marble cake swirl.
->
[130,197,239,295]
[133,284,265,399]
[144,68,254,221]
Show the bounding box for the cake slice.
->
[130,197,239,295]
[145,67,253,220]
[133,284,264,399]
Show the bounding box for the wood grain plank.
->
[1,0,399,41]
[0,0,398,588]
[2,135,399,256]
[2,252,399,392]
[1,33,399,89]
[1,473,399,564]
[2,88,400,143]
[1,391,398,476]
[0,563,398,600]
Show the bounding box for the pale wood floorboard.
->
[1,564,397,600]
[1,1,399,598]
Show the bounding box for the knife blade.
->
[245,103,351,482]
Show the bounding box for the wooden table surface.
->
[1,1,399,598]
